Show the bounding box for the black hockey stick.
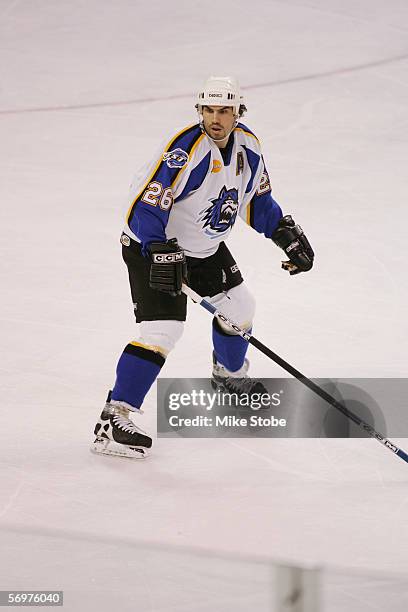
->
[182,283,408,465]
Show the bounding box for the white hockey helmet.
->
[196,76,246,117]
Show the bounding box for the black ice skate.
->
[91,393,152,459]
[211,353,269,407]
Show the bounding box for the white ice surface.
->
[1,1,408,610]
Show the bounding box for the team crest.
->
[199,186,239,237]
[163,148,189,168]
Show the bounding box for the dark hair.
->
[239,104,247,117]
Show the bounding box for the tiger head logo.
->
[163,148,189,168]
[199,186,239,237]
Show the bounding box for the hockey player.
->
[92,76,314,459]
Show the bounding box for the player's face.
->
[202,106,236,142]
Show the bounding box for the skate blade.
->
[90,437,149,459]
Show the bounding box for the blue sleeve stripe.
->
[126,125,203,227]
[168,130,205,188]
[242,145,261,194]
[172,123,203,154]
[175,151,211,202]
[248,192,283,237]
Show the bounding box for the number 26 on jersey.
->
[141,181,174,211]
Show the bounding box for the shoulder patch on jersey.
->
[126,124,203,228]
[163,148,189,168]
[198,185,239,237]
[257,169,271,195]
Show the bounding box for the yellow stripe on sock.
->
[130,341,168,357]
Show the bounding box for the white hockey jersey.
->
[123,123,282,258]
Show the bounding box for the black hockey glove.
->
[272,215,314,275]
[148,238,187,296]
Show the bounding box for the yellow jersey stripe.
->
[171,133,205,189]
[126,124,196,223]
[234,127,260,143]
[246,201,252,225]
